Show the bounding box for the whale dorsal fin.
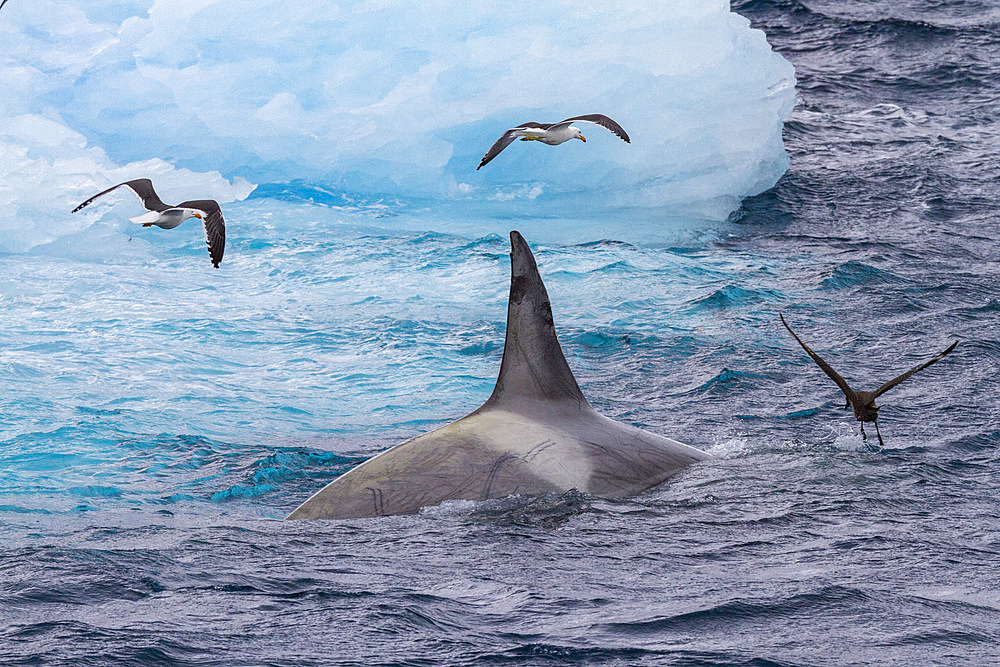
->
[483,231,589,410]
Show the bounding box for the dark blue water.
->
[3,1,1000,664]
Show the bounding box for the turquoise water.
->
[0,205,769,517]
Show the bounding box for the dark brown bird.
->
[780,314,957,445]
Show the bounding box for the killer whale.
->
[287,231,709,519]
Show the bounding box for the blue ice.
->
[0,0,795,252]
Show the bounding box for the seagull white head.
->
[572,126,587,142]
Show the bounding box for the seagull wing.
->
[872,341,957,399]
[552,114,631,143]
[781,314,857,404]
[180,200,226,268]
[72,178,170,213]
[478,129,523,170]
[0,0,10,10]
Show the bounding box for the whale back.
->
[285,230,709,520]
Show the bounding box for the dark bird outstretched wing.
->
[180,199,225,268]
[552,114,631,143]
[72,178,170,213]
[477,122,553,170]
[781,313,857,404]
[476,131,520,170]
[872,341,957,399]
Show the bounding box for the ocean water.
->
[2,0,1000,665]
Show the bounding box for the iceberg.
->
[0,0,795,249]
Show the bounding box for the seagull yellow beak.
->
[193,213,204,219]
[579,135,587,142]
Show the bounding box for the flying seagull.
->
[477,114,630,170]
[73,178,226,268]
[780,314,957,445]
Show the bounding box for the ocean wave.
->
[600,585,872,634]
[820,261,900,290]
[689,368,768,394]
[688,285,782,312]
